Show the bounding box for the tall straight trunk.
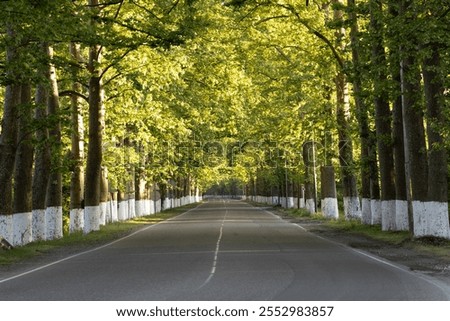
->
[84,0,103,233]
[399,0,428,235]
[84,74,103,232]
[0,85,20,216]
[32,79,51,241]
[333,0,360,220]
[45,45,63,240]
[420,43,450,239]
[69,42,85,233]
[369,0,397,230]
[387,1,409,231]
[0,26,21,244]
[13,84,34,214]
[422,46,447,202]
[0,27,20,217]
[348,0,372,224]
[12,84,34,246]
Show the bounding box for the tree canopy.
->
[2,0,450,243]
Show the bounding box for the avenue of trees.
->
[1,0,450,246]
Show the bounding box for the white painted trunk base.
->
[321,198,339,219]
[293,197,299,209]
[84,205,100,234]
[12,212,33,246]
[305,199,315,214]
[413,201,450,239]
[69,208,84,233]
[155,200,162,213]
[371,200,382,225]
[0,214,13,244]
[299,197,305,209]
[381,200,397,231]
[45,206,63,240]
[149,200,155,215]
[163,199,171,211]
[32,209,46,241]
[135,200,144,217]
[395,200,409,231]
[111,200,118,222]
[361,198,372,225]
[128,199,136,219]
[105,201,112,224]
[287,197,295,208]
[99,202,107,226]
[343,197,362,220]
[118,201,128,221]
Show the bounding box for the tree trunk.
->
[304,181,315,214]
[84,0,104,233]
[32,80,50,241]
[45,45,63,240]
[12,84,34,246]
[369,0,397,231]
[69,42,85,233]
[420,43,450,239]
[399,0,428,235]
[84,74,103,232]
[333,0,361,220]
[320,166,338,218]
[388,1,409,231]
[348,0,372,225]
[0,26,21,243]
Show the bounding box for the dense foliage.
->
[1,0,450,241]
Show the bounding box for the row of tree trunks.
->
[0,26,65,246]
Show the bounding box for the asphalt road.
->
[0,199,449,300]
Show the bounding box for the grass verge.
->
[278,206,450,262]
[0,203,198,267]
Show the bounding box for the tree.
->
[369,0,396,230]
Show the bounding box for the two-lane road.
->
[0,200,449,300]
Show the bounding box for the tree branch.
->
[59,90,89,102]
[276,3,344,70]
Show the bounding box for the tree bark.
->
[422,45,447,202]
[333,0,360,220]
[399,0,428,237]
[348,0,372,224]
[399,1,428,203]
[69,43,85,212]
[84,0,104,233]
[45,45,63,240]
[10,84,33,246]
[387,0,409,231]
[420,42,450,239]
[69,42,85,233]
[13,84,34,214]
[0,27,20,216]
[320,166,338,219]
[369,0,396,230]
[32,77,51,241]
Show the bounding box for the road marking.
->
[197,208,227,289]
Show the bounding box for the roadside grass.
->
[0,203,199,266]
[325,218,410,245]
[278,206,450,261]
